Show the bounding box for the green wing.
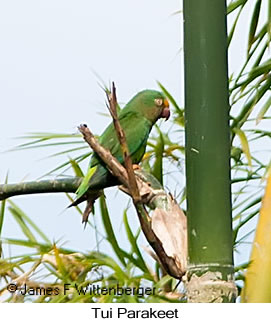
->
[74,165,98,200]
[90,111,152,167]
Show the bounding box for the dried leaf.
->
[151,199,187,275]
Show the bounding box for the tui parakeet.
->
[69,89,170,224]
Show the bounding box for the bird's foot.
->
[132,164,141,171]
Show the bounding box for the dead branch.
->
[106,82,141,203]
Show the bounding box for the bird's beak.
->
[160,98,170,120]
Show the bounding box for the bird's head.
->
[124,90,170,124]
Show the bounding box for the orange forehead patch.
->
[163,98,169,108]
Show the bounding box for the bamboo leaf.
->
[251,41,268,70]
[0,200,5,237]
[45,146,88,159]
[252,23,268,45]
[40,152,90,178]
[230,24,268,95]
[0,174,8,238]
[247,0,262,54]
[99,195,126,266]
[237,59,271,91]
[228,6,243,47]
[233,128,252,168]
[8,200,51,244]
[234,196,262,216]
[123,210,148,273]
[1,238,52,252]
[53,244,69,281]
[261,160,271,182]
[0,200,5,257]
[151,129,164,185]
[9,205,37,243]
[69,158,84,177]
[18,132,81,140]
[227,0,248,14]
[13,141,84,151]
[154,275,174,290]
[231,76,271,130]
[233,209,259,243]
[256,96,271,125]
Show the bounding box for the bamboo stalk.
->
[0,178,82,200]
[183,0,237,302]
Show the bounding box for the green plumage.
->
[70,89,170,224]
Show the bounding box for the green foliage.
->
[0,201,182,303]
[228,1,271,281]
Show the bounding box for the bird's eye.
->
[154,98,163,107]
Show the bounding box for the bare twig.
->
[106,82,141,203]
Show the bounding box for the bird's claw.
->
[132,164,141,171]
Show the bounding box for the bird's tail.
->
[68,190,102,227]
[68,195,86,208]
[82,199,94,228]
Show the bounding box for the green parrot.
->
[69,89,170,224]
